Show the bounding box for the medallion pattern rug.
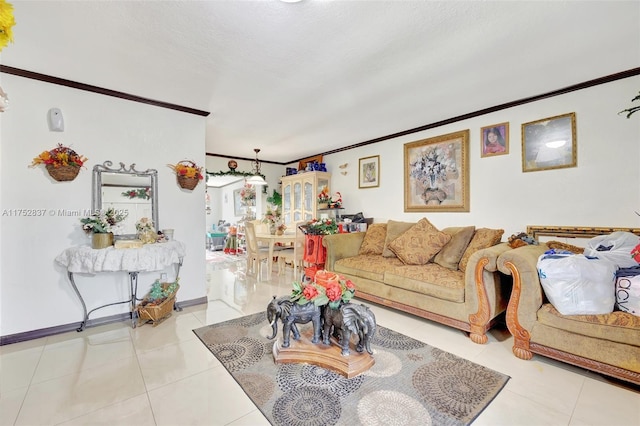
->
[193,312,509,426]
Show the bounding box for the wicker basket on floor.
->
[136,283,179,326]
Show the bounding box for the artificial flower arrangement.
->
[632,242,640,263]
[262,207,281,229]
[0,0,16,53]
[30,143,88,169]
[80,208,128,234]
[122,187,151,200]
[136,217,158,244]
[290,272,355,309]
[318,186,330,205]
[240,183,256,205]
[303,217,338,235]
[167,160,204,180]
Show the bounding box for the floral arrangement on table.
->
[262,207,281,232]
[168,161,204,180]
[632,242,640,263]
[240,183,256,205]
[317,186,330,205]
[290,273,355,309]
[30,144,87,169]
[136,217,158,244]
[121,187,151,200]
[80,208,128,234]
[0,0,16,53]
[303,217,338,235]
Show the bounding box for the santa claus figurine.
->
[329,192,342,208]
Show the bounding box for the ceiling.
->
[3,1,639,163]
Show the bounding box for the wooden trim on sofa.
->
[527,225,640,241]
[468,257,492,344]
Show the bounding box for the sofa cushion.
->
[434,226,476,270]
[334,254,405,282]
[388,218,451,265]
[537,303,640,347]
[384,264,465,302]
[382,220,416,258]
[358,223,388,255]
[459,228,504,273]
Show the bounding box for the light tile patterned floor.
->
[1,253,638,425]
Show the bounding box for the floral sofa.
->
[322,218,511,344]
[497,243,640,385]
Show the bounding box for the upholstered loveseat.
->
[497,243,640,385]
[322,218,511,344]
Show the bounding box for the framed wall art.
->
[404,130,469,212]
[480,122,509,157]
[358,155,380,188]
[233,188,243,216]
[522,112,576,172]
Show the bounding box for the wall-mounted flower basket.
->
[30,144,87,182]
[46,164,81,182]
[168,160,203,191]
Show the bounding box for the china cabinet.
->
[281,171,331,225]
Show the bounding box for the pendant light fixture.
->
[246,148,267,186]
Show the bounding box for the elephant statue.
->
[266,295,323,348]
[322,303,376,356]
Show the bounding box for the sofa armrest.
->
[322,233,366,270]
[464,242,512,343]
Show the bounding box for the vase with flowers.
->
[317,185,330,209]
[168,160,204,190]
[262,207,281,234]
[80,208,128,249]
[30,143,88,181]
[290,271,356,309]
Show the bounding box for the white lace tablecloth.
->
[55,240,186,273]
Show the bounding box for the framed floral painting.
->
[404,130,470,212]
[358,155,380,188]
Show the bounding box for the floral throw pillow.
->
[389,218,451,265]
[382,220,416,258]
[459,228,504,273]
[358,223,387,255]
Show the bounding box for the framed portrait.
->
[233,188,243,216]
[358,155,380,188]
[298,155,323,171]
[404,130,470,212]
[522,112,576,172]
[480,122,509,157]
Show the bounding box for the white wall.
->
[322,76,640,236]
[0,74,207,337]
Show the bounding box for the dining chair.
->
[277,222,305,276]
[244,221,270,279]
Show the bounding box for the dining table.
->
[255,232,297,277]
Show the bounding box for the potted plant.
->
[317,186,330,209]
[136,279,180,326]
[80,208,128,249]
[302,217,338,235]
[30,143,88,181]
[168,160,204,190]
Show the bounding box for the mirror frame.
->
[92,161,159,238]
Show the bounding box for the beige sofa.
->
[322,219,511,344]
[498,242,640,385]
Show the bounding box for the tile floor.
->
[1,254,639,425]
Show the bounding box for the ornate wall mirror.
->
[92,161,159,237]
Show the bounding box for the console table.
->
[55,240,186,331]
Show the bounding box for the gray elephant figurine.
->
[322,303,376,356]
[266,295,323,348]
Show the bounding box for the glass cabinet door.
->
[303,181,313,211]
[294,182,301,211]
[283,183,291,225]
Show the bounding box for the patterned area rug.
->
[193,312,509,426]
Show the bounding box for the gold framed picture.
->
[522,112,577,172]
[358,155,380,188]
[480,122,509,157]
[404,130,470,212]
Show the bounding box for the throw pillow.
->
[459,228,504,273]
[388,218,452,265]
[382,220,416,258]
[358,223,388,255]
[434,226,476,270]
